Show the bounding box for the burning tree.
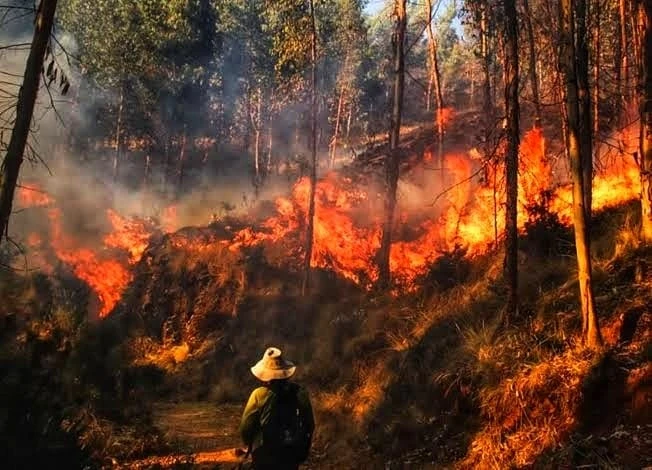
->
[638,0,652,243]
[377,0,407,289]
[503,0,520,321]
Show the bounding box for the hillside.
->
[107,201,651,470]
[1,112,650,469]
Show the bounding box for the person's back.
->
[239,347,314,470]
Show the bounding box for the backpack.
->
[257,383,310,462]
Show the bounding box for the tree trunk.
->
[243,82,251,154]
[619,0,629,105]
[638,0,652,242]
[253,87,262,185]
[504,0,520,322]
[593,6,601,137]
[330,81,346,168]
[266,114,273,176]
[523,0,542,127]
[302,0,318,296]
[558,66,571,163]
[177,125,187,194]
[162,137,171,194]
[143,151,151,189]
[481,3,493,116]
[377,0,407,289]
[470,67,475,109]
[560,0,603,349]
[346,102,353,139]
[113,85,124,182]
[0,0,58,242]
[426,71,432,111]
[577,0,593,221]
[480,3,494,164]
[426,0,445,157]
[633,2,643,78]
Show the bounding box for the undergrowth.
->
[1,202,649,469]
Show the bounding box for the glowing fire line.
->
[17,126,641,315]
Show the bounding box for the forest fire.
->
[17,185,158,317]
[16,185,53,207]
[226,127,641,288]
[16,127,641,314]
[48,206,132,317]
[104,210,152,264]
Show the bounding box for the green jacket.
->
[239,381,315,454]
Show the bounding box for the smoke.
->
[1,9,298,257]
[1,0,415,279]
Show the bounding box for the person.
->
[239,347,315,470]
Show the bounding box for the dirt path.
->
[119,402,245,468]
[152,402,242,452]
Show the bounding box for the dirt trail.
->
[152,402,242,452]
[121,402,245,468]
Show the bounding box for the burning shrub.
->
[463,349,597,468]
[522,190,574,258]
[419,244,471,293]
[0,267,163,467]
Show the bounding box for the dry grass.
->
[461,348,597,469]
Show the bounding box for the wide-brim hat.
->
[251,347,296,381]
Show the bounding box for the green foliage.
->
[57,0,373,189]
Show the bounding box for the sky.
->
[364,0,388,16]
[364,0,462,34]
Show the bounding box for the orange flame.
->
[436,107,455,131]
[16,185,53,208]
[231,127,640,289]
[104,209,151,263]
[19,182,159,317]
[19,124,642,313]
[161,205,178,233]
[48,208,132,317]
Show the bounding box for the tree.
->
[522,0,542,127]
[327,0,366,168]
[618,0,629,105]
[59,0,219,189]
[302,0,318,295]
[480,2,494,118]
[425,0,445,157]
[377,0,407,289]
[559,0,603,348]
[0,0,58,243]
[503,0,519,321]
[637,0,652,242]
[577,0,593,220]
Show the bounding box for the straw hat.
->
[250,347,296,382]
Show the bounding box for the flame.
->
[230,174,381,285]
[17,124,643,315]
[16,185,53,208]
[161,205,178,233]
[104,209,151,263]
[436,107,455,131]
[228,127,640,289]
[48,208,132,317]
[19,183,158,317]
[27,232,42,247]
